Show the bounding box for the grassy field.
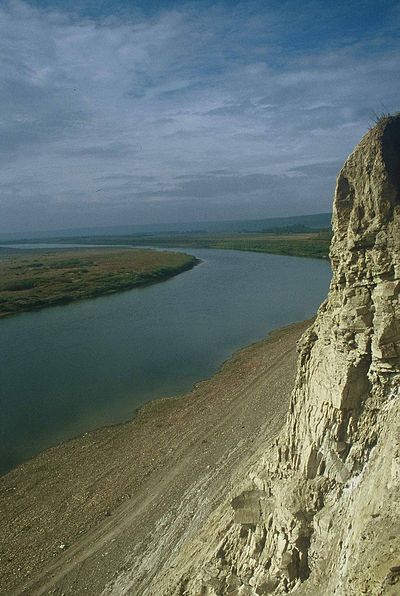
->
[0,248,198,318]
[147,230,332,259]
[36,229,332,260]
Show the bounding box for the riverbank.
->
[12,229,332,259]
[0,248,199,318]
[0,318,309,595]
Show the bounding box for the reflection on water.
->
[0,248,331,475]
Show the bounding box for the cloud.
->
[57,142,134,158]
[0,0,399,233]
[287,161,343,177]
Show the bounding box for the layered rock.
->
[151,116,400,595]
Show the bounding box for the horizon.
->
[1,1,400,234]
[0,211,332,241]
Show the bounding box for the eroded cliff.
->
[150,116,400,595]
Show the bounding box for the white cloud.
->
[0,0,399,233]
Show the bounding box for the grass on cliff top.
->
[0,248,197,318]
[43,229,332,260]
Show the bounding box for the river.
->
[0,247,331,475]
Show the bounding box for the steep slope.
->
[149,116,400,595]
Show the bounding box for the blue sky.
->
[1,0,399,233]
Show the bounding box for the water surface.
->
[0,248,331,475]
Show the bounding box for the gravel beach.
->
[0,319,310,595]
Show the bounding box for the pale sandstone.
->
[147,116,400,595]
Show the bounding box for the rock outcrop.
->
[150,116,400,594]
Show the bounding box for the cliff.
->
[149,116,400,594]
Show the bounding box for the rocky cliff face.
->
[151,116,400,595]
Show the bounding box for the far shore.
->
[0,247,199,318]
[1,228,333,260]
[0,318,310,595]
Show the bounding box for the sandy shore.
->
[0,319,310,595]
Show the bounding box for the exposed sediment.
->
[147,116,400,595]
[0,321,307,595]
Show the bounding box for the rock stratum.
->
[147,116,400,595]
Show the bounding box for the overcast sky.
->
[1,0,400,233]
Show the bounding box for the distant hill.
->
[0,213,332,242]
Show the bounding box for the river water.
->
[0,248,331,475]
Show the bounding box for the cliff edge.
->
[150,116,400,595]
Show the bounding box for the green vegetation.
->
[155,230,332,259]
[0,249,198,318]
[40,229,332,260]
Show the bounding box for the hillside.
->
[148,115,400,594]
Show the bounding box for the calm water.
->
[0,248,331,475]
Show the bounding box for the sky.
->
[1,0,400,234]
